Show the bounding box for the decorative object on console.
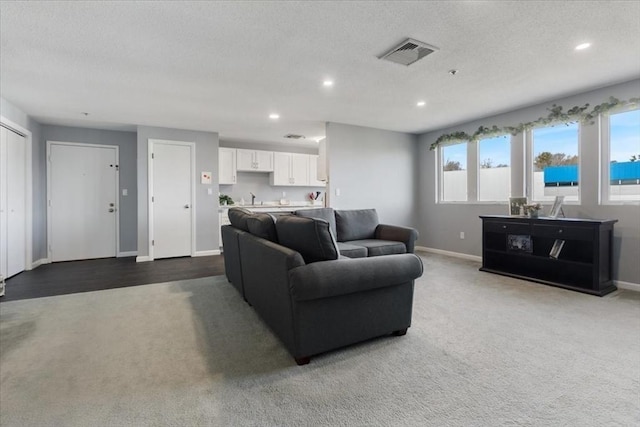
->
[507,235,533,253]
[523,203,542,218]
[509,197,527,216]
[549,239,565,259]
[549,196,565,218]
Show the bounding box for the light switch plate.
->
[122,189,128,196]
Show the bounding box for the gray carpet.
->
[1,254,638,426]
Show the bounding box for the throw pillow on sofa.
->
[275,215,340,263]
[228,207,253,232]
[246,213,278,242]
[335,209,379,241]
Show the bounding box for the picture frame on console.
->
[549,196,565,218]
[509,197,527,216]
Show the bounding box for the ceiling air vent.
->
[284,134,305,140]
[379,38,439,66]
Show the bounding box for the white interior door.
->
[49,142,118,262]
[151,141,194,259]
[1,126,27,278]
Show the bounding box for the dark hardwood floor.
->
[1,255,225,302]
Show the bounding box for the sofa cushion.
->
[228,207,253,232]
[346,239,407,257]
[275,215,339,264]
[296,208,337,237]
[246,213,278,242]
[336,242,367,258]
[335,209,379,241]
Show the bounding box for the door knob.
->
[109,203,115,207]
[108,208,115,213]
[184,204,190,209]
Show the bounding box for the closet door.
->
[0,126,27,278]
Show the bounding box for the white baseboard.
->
[117,251,137,258]
[415,246,482,262]
[29,258,51,269]
[615,280,640,293]
[194,250,221,257]
[136,256,152,263]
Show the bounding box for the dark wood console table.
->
[479,215,617,296]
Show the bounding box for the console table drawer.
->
[532,224,593,241]
[485,221,530,235]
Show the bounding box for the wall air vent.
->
[284,134,306,140]
[379,38,439,66]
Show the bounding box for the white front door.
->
[150,140,194,259]
[0,126,27,278]
[48,142,118,262]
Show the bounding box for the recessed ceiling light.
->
[416,101,426,107]
[575,42,591,50]
[269,113,280,120]
[323,80,334,87]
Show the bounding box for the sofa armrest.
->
[375,224,419,253]
[289,253,423,301]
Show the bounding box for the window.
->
[531,123,580,202]
[441,142,467,201]
[606,109,640,202]
[478,135,511,201]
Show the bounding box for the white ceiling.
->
[1,1,639,145]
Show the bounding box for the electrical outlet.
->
[335,188,341,196]
[460,231,465,239]
[282,191,286,197]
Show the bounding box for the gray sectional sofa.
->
[220,207,423,365]
[295,207,418,257]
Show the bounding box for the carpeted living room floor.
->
[1,253,638,426]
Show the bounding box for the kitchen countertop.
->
[219,203,323,212]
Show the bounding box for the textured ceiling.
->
[1,1,639,145]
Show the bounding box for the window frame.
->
[476,134,512,202]
[437,141,469,203]
[600,106,640,205]
[527,122,582,204]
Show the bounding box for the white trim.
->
[31,258,51,269]
[600,107,640,204]
[415,246,482,262]
[117,251,137,257]
[194,249,221,256]
[148,139,196,260]
[615,280,640,293]
[46,141,121,260]
[136,255,152,263]
[0,116,33,271]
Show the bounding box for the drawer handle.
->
[558,229,563,234]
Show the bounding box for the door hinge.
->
[152,196,154,202]
[48,200,51,207]
[152,240,154,246]
[151,153,154,159]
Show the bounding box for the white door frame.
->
[0,116,33,270]
[46,141,120,260]
[147,139,196,260]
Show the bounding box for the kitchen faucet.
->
[250,192,256,205]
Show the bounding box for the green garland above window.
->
[429,96,640,150]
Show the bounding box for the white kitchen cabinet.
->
[237,149,273,172]
[308,155,326,187]
[219,147,237,184]
[271,152,310,186]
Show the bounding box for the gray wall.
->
[42,125,138,253]
[219,139,324,205]
[0,97,45,261]
[326,122,418,227]
[417,79,640,284]
[137,126,219,257]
